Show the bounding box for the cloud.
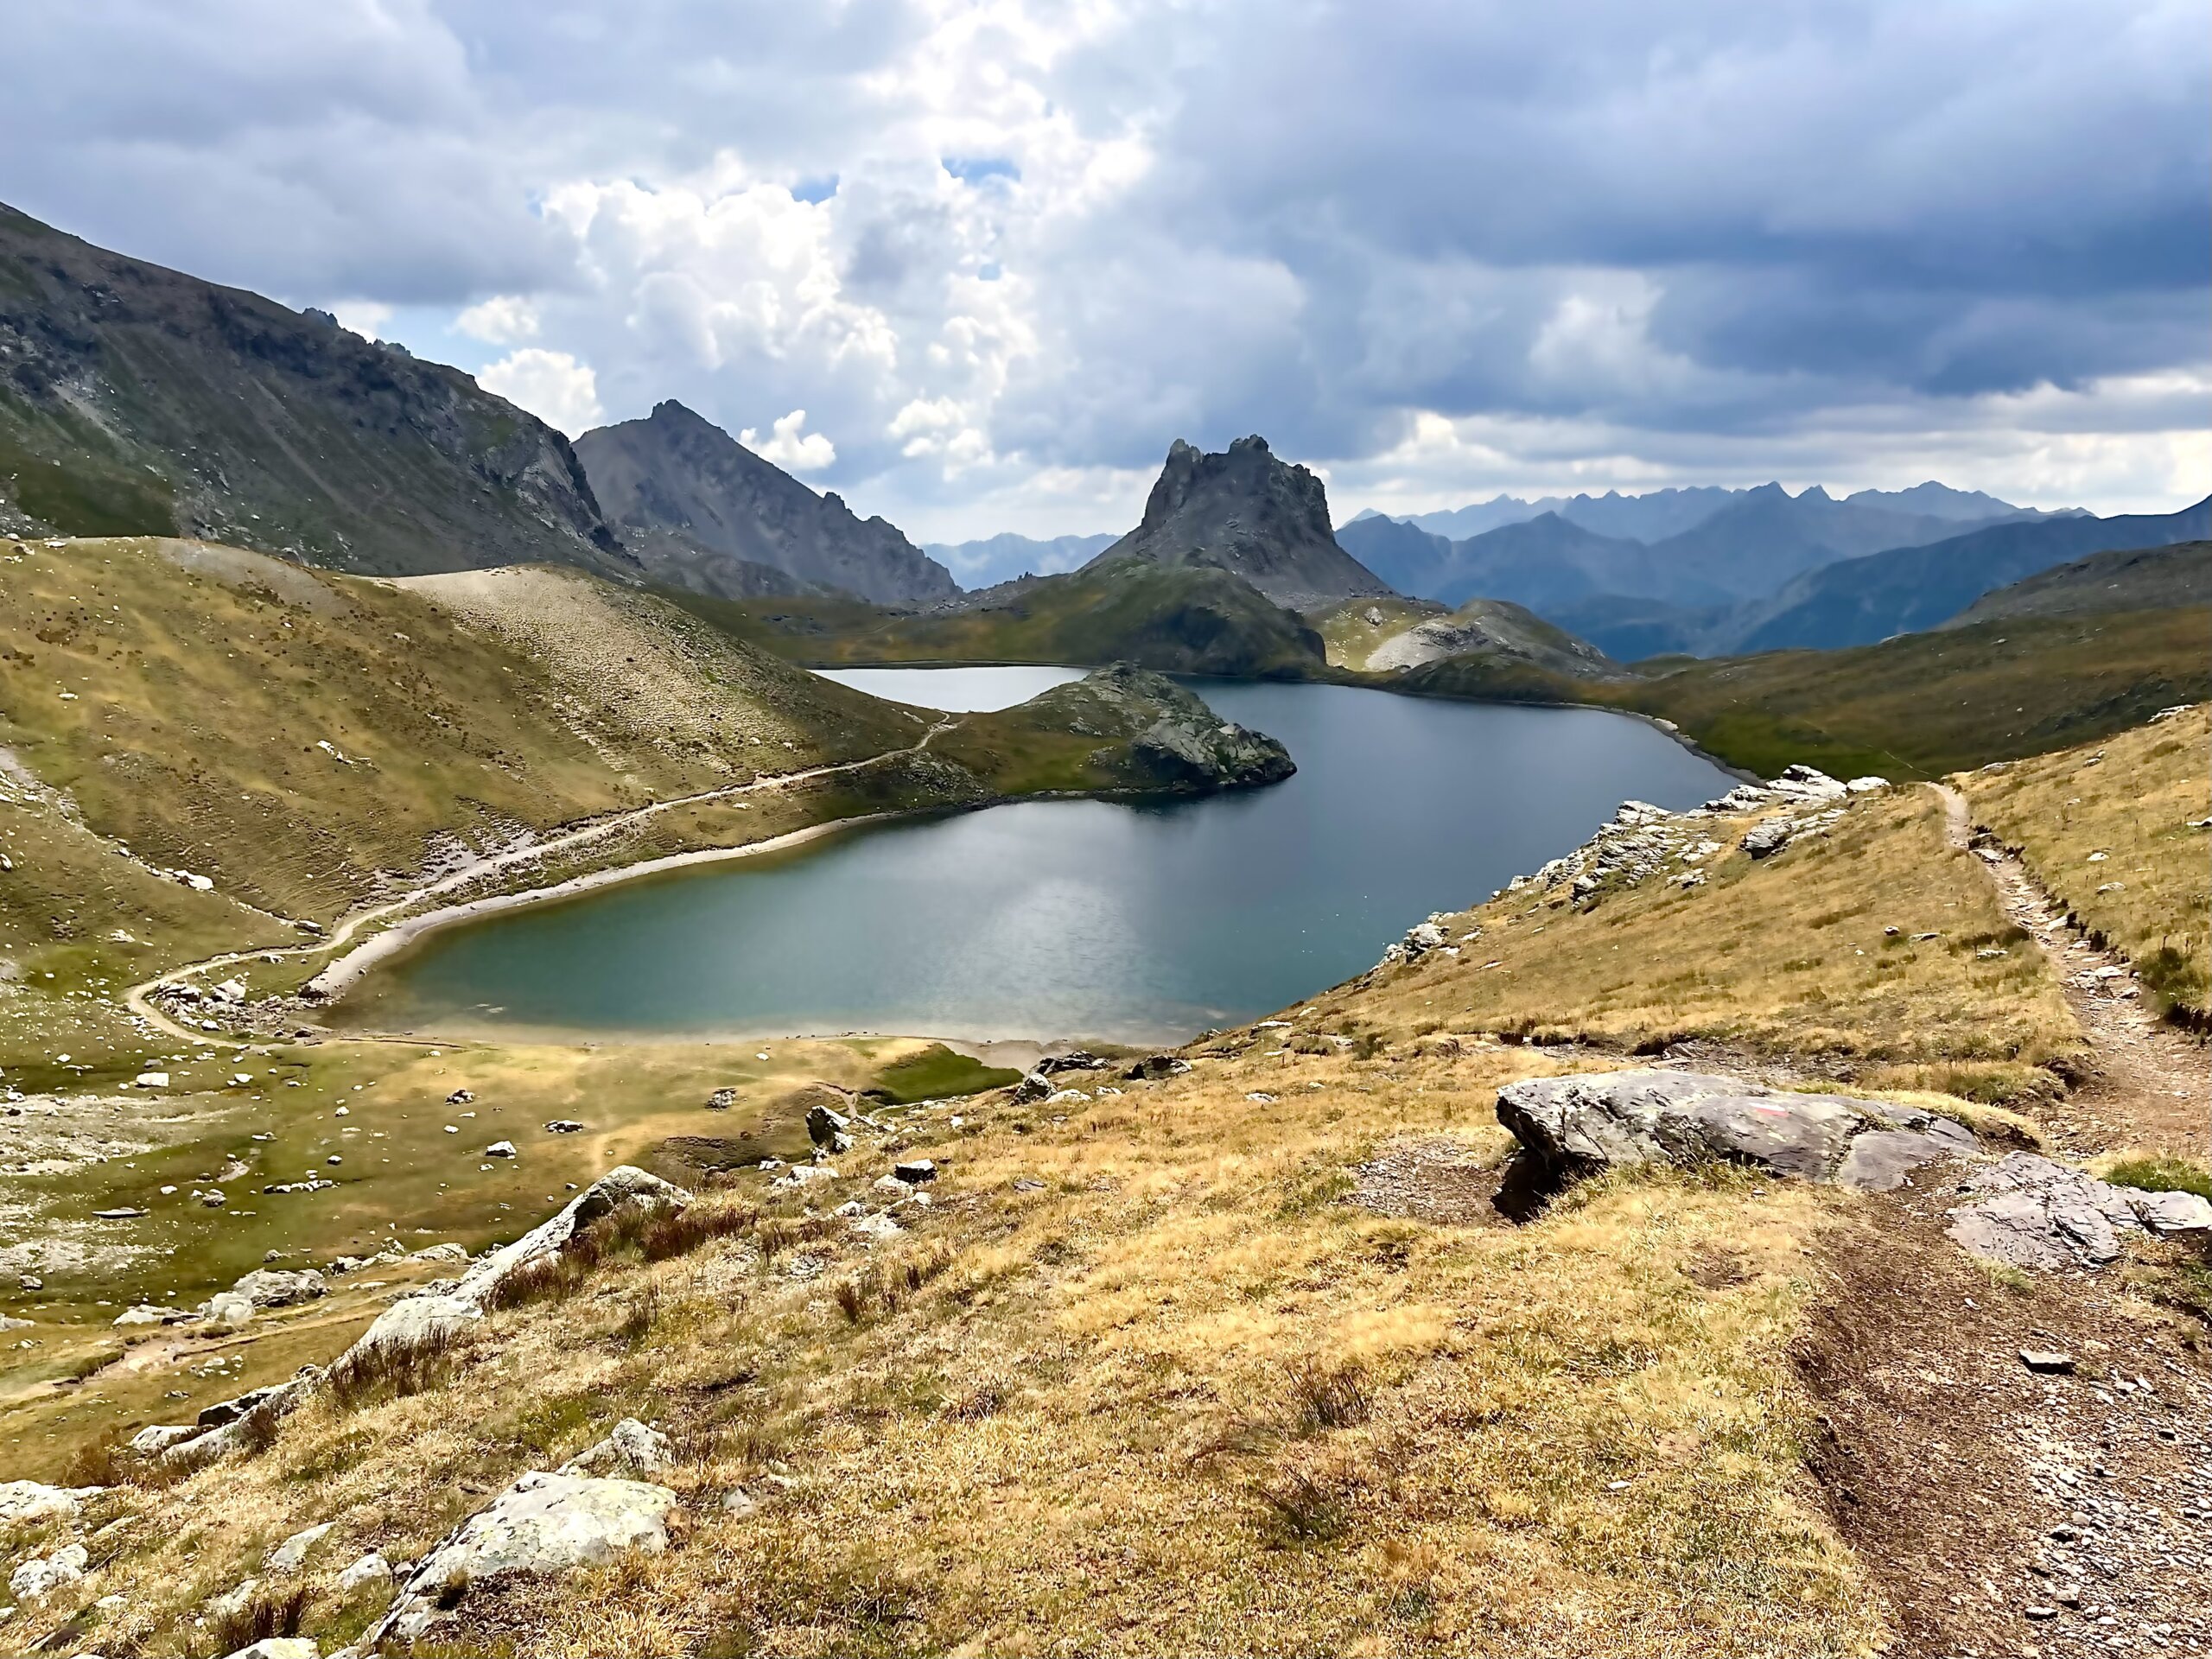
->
[478,348,604,436]
[0,0,2202,537]
[456,295,540,345]
[741,409,837,472]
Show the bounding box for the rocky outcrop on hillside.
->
[575,401,957,607]
[1018,663,1296,792]
[1087,436,1393,611]
[0,203,635,580]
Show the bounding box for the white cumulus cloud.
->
[740,409,836,472]
[478,347,604,437]
[455,294,540,344]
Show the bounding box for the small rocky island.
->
[991,662,1297,793]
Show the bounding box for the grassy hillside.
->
[1942,539,2210,627]
[1393,607,2210,780]
[1322,782,2079,1103]
[8,743,2158,1657]
[0,539,912,968]
[0,205,631,580]
[676,557,1332,678]
[1959,705,2209,1020]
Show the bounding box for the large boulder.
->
[1495,1071,1978,1192]
[156,1371,324,1473]
[366,1471,676,1647]
[347,1292,483,1361]
[342,1167,689,1370]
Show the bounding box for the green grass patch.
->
[2103,1154,2211,1200]
[870,1045,1020,1103]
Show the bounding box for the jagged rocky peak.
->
[574,400,958,607]
[1088,435,1395,612]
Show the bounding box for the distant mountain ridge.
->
[575,401,957,607]
[1369,479,2059,546]
[924,531,1116,589]
[1723,499,2212,653]
[1085,436,1392,610]
[0,201,634,580]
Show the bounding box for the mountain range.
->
[1361,479,2058,545]
[923,531,1117,588]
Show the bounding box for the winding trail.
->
[124,721,956,1044]
[1934,783,2208,1155]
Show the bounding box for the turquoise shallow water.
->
[342,671,1733,1044]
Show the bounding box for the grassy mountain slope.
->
[12,746,2145,1656]
[1395,607,2211,780]
[1720,498,2212,653]
[1942,539,2211,628]
[674,556,1332,678]
[0,204,632,580]
[1314,594,1622,681]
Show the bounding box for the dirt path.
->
[1802,1194,2211,1659]
[1936,784,2209,1156]
[123,722,955,1043]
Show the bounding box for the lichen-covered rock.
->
[230,1268,328,1308]
[366,1471,677,1647]
[560,1418,672,1478]
[0,1480,99,1527]
[10,1541,86,1600]
[1495,1071,1977,1192]
[347,1291,483,1362]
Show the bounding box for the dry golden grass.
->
[24,1041,1889,1657]
[1957,703,2210,1020]
[1308,784,2082,1104]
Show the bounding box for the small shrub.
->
[1251,1468,1349,1545]
[208,1583,310,1653]
[616,1281,663,1344]
[328,1326,466,1412]
[1287,1357,1371,1432]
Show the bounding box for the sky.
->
[6,0,2207,545]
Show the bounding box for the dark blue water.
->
[346,672,1732,1043]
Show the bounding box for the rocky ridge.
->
[575,400,957,607]
[0,203,633,581]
